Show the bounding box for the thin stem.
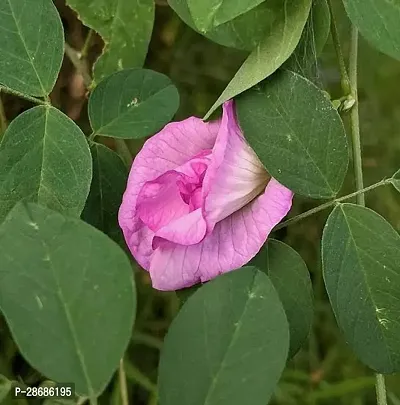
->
[81,29,94,59]
[274,179,390,231]
[124,362,158,395]
[132,331,163,351]
[327,0,351,95]
[64,43,92,88]
[0,91,7,135]
[115,139,133,166]
[0,85,49,106]
[375,374,388,405]
[119,359,129,405]
[349,26,365,205]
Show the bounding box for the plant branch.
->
[119,359,129,405]
[0,85,49,106]
[375,374,388,405]
[124,361,157,395]
[81,30,94,59]
[274,179,390,231]
[64,43,92,88]
[327,0,351,96]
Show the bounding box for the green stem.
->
[0,85,49,106]
[64,43,92,88]
[0,91,7,135]
[274,179,390,231]
[375,374,388,405]
[132,331,163,351]
[349,26,365,205]
[327,0,351,95]
[115,139,133,166]
[124,362,157,395]
[119,359,129,405]
[81,30,94,59]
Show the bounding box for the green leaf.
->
[0,0,64,97]
[204,0,312,118]
[169,0,289,51]
[89,69,180,139]
[284,0,330,79]
[0,202,136,396]
[187,0,264,32]
[343,0,400,61]
[322,203,400,373]
[250,240,313,358]
[65,0,154,83]
[236,70,349,199]
[82,143,127,243]
[0,375,11,403]
[0,106,92,223]
[159,267,289,405]
[391,169,400,193]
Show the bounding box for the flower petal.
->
[119,117,220,268]
[149,178,293,291]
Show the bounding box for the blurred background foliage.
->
[0,1,399,404]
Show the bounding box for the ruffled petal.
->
[119,117,220,267]
[149,178,294,290]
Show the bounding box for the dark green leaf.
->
[89,69,180,139]
[66,0,154,83]
[237,70,349,199]
[322,203,400,373]
[82,143,127,243]
[159,267,289,405]
[343,0,400,61]
[284,0,330,79]
[0,106,92,223]
[250,240,313,358]
[204,0,312,118]
[0,202,136,396]
[391,169,400,193]
[0,0,64,96]
[187,0,264,32]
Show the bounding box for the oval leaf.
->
[237,70,349,199]
[0,106,92,223]
[159,267,289,405]
[322,203,400,373]
[0,0,64,96]
[343,0,400,61]
[89,69,180,139]
[82,143,127,243]
[204,0,312,118]
[66,0,154,83]
[0,202,136,396]
[168,0,273,51]
[250,240,313,358]
[187,0,264,32]
[391,169,400,193]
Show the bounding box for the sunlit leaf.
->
[89,69,180,139]
[250,240,313,357]
[0,202,136,396]
[322,203,400,373]
[237,70,348,199]
[0,106,92,223]
[65,0,154,83]
[159,267,289,405]
[0,0,64,96]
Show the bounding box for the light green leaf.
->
[322,203,400,373]
[0,375,11,403]
[187,0,264,32]
[284,0,330,79]
[250,240,313,358]
[169,0,284,51]
[236,70,349,199]
[204,0,312,118]
[89,69,180,139]
[343,0,400,61]
[0,0,64,96]
[82,143,127,243]
[0,106,92,223]
[65,0,154,83]
[0,202,136,396]
[159,267,289,405]
[391,169,400,193]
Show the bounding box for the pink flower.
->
[119,101,293,291]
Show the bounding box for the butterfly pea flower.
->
[119,101,293,291]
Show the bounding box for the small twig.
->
[0,85,49,106]
[64,43,92,88]
[119,359,129,405]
